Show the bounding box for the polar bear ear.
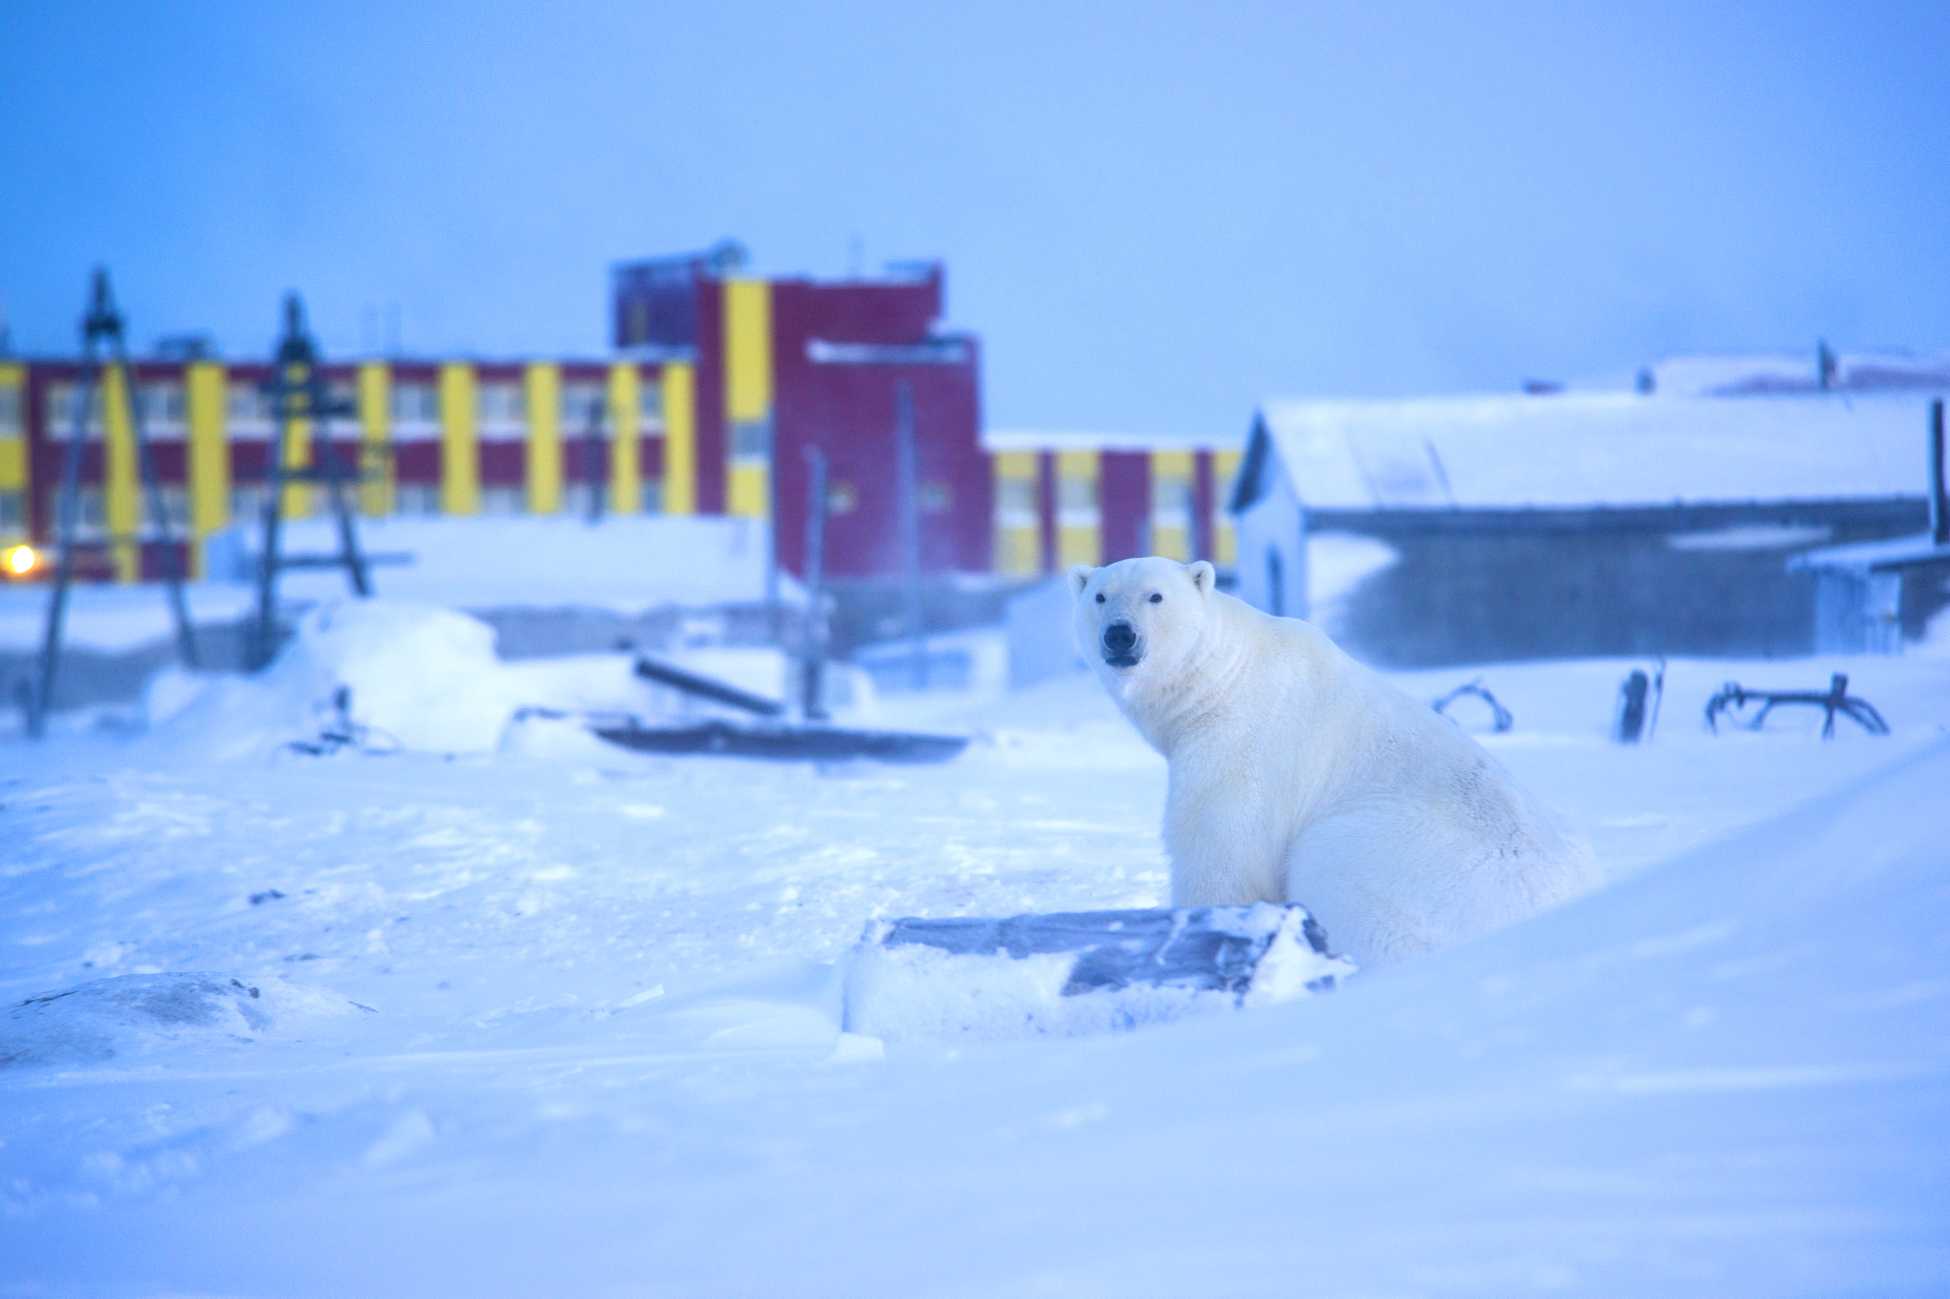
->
[1067,565,1096,599]
[1187,561,1216,595]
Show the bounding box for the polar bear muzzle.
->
[1102,620,1140,668]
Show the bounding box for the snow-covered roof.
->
[982,428,1231,454]
[1789,533,1950,574]
[1651,350,1950,398]
[1246,391,1938,512]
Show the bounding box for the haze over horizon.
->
[2,1,1945,436]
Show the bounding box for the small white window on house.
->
[0,385,23,437]
[0,490,25,534]
[637,380,663,430]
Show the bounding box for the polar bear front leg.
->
[1162,782,1288,908]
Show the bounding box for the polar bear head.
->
[1069,557,1217,687]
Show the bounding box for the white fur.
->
[1071,556,1600,966]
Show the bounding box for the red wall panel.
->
[1099,452,1150,563]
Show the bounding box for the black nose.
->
[1103,622,1137,653]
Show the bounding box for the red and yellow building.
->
[0,255,1239,586]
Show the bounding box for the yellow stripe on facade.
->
[103,365,140,582]
[724,278,773,519]
[1149,449,1194,562]
[607,364,641,515]
[186,362,228,578]
[992,450,1041,576]
[660,362,696,515]
[439,363,479,516]
[0,362,25,541]
[1212,449,1242,566]
[524,363,561,515]
[358,363,393,517]
[279,372,313,524]
[1056,449,1100,569]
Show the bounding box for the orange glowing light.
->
[5,545,36,576]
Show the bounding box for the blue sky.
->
[2,2,1945,436]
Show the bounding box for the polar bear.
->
[1071,556,1599,966]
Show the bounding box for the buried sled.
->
[842,903,1357,1041]
[591,717,968,764]
[521,652,971,764]
[613,653,968,763]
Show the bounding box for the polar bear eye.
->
[1149,593,1163,603]
[1094,593,1106,603]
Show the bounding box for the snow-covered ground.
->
[2,604,1947,1297]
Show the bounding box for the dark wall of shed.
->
[1316,499,1929,667]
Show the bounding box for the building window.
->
[637,380,663,429]
[561,383,606,434]
[730,418,770,458]
[137,382,187,432]
[395,483,440,516]
[226,384,273,440]
[0,386,23,437]
[0,490,24,534]
[995,476,1037,528]
[641,480,663,514]
[144,487,191,533]
[45,487,105,538]
[230,485,267,522]
[391,383,438,426]
[477,383,526,423]
[827,481,859,515]
[1058,474,1097,511]
[324,381,357,425]
[480,485,524,516]
[226,383,269,423]
[46,384,104,438]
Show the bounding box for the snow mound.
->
[148,599,810,761]
[151,600,535,759]
[842,904,1353,1043]
[0,974,365,1071]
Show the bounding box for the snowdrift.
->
[150,600,530,758]
[145,599,809,760]
[0,973,365,1071]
